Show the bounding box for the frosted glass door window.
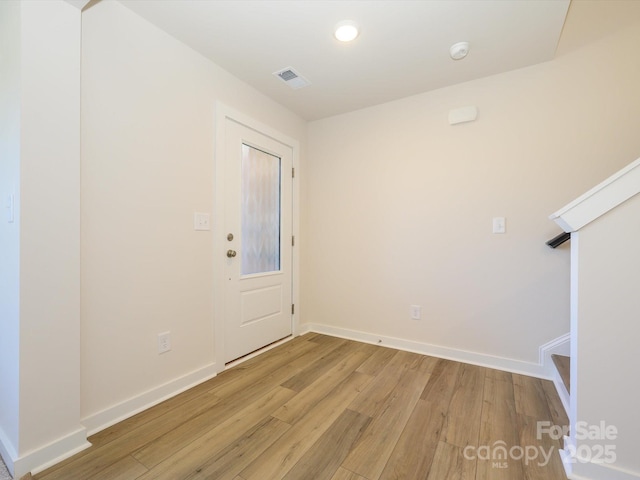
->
[241,144,281,275]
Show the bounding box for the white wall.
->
[80,0,306,426]
[0,0,22,467]
[0,1,86,477]
[18,0,85,471]
[573,193,640,478]
[303,3,640,370]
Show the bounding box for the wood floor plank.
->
[134,386,296,478]
[378,354,462,480]
[341,354,432,479]
[83,455,148,480]
[89,378,219,448]
[485,367,512,383]
[131,383,286,468]
[426,441,476,480]
[302,332,321,342]
[232,334,313,365]
[513,374,553,421]
[541,379,569,443]
[206,337,323,399]
[331,467,368,480]
[213,336,316,391]
[551,355,570,394]
[306,333,347,346]
[516,413,567,480]
[330,467,368,480]
[355,345,398,376]
[281,338,356,392]
[476,376,525,480]
[281,409,371,480]
[273,346,374,425]
[239,371,373,480]
[418,354,441,374]
[379,398,447,480]
[348,350,424,416]
[132,338,344,469]
[180,416,291,480]
[442,363,485,448]
[420,358,462,403]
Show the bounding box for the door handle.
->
[226,249,237,258]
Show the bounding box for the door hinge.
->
[292,235,295,246]
[291,304,295,315]
[292,167,295,178]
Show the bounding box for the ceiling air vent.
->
[273,67,310,90]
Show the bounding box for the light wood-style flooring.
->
[33,334,569,480]
[551,354,570,394]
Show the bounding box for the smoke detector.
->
[273,67,311,89]
[449,41,470,60]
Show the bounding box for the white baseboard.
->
[538,332,570,416]
[304,323,548,378]
[82,362,218,436]
[0,425,18,477]
[539,332,571,378]
[12,427,90,478]
[297,323,313,336]
[562,435,574,479]
[552,370,570,416]
[567,458,640,479]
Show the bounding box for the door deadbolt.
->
[226,249,237,258]
[227,233,234,241]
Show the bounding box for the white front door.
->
[223,118,293,363]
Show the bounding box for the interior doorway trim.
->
[213,102,300,373]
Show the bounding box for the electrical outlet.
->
[158,331,171,354]
[410,305,422,320]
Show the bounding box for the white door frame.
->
[213,102,300,373]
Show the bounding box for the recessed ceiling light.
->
[334,21,359,42]
[450,41,470,60]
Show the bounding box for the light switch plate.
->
[6,194,14,223]
[194,212,210,231]
[492,217,506,234]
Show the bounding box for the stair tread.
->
[552,354,570,394]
